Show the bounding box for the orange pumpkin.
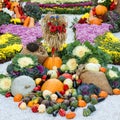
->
[99,91,108,98]
[89,17,103,25]
[95,5,108,16]
[41,78,64,93]
[13,93,23,102]
[113,88,120,95]
[43,56,62,70]
[56,98,64,103]
[78,100,87,107]
[90,94,98,99]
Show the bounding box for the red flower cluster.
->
[47,22,66,33]
[78,18,87,24]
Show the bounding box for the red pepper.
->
[59,109,66,117]
[31,106,38,113]
[63,84,69,91]
[5,92,12,98]
[60,90,65,95]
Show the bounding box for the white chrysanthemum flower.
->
[66,58,78,71]
[98,0,106,3]
[72,45,91,58]
[2,8,14,16]
[108,70,118,78]
[17,57,34,68]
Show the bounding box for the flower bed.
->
[95,32,120,65]
[0,33,22,63]
[0,23,43,46]
[74,23,112,44]
[31,0,91,4]
[28,1,92,14]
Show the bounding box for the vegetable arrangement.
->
[0,49,120,119]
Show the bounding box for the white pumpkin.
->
[11,75,35,96]
[85,63,101,72]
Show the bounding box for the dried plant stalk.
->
[41,13,67,49]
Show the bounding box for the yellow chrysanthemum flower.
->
[88,57,99,64]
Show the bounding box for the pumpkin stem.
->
[25,85,31,89]
[52,47,55,56]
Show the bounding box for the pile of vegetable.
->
[0,51,119,119]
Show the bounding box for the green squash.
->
[70,100,78,108]
[83,108,91,117]
[0,74,12,95]
[46,106,54,114]
[58,76,66,82]
[53,103,60,111]
[60,103,68,111]
[87,104,96,112]
[91,98,98,105]
[83,95,90,103]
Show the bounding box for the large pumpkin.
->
[41,78,64,93]
[95,5,108,16]
[43,56,62,70]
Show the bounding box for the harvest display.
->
[0,0,120,119]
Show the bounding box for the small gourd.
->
[63,78,73,88]
[70,100,78,108]
[46,106,54,114]
[38,104,46,113]
[91,97,98,105]
[42,90,52,99]
[99,91,108,98]
[113,88,120,95]
[87,104,96,112]
[83,95,90,103]
[50,94,58,101]
[78,100,87,107]
[83,108,91,117]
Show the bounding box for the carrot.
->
[28,17,35,28]
[23,16,30,27]
[99,67,107,73]
[14,6,21,18]
[56,98,64,103]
